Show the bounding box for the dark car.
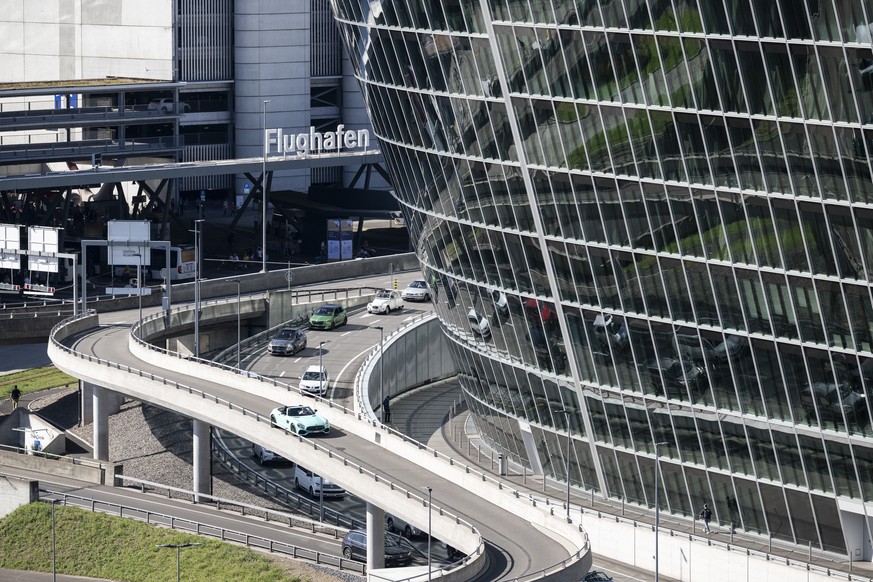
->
[647,356,706,392]
[801,382,867,421]
[267,327,307,356]
[341,529,414,567]
[584,571,614,582]
[713,334,747,362]
[675,333,716,364]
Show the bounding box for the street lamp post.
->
[123,250,143,323]
[424,486,433,582]
[557,409,572,521]
[261,99,271,273]
[374,326,384,422]
[51,498,60,582]
[156,542,200,582]
[229,279,241,369]
[193,219,204,359]
[319,341,327,397]
[654,441,668,582]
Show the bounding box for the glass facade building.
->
[329,0,873,557]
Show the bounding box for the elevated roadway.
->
[47,295,592,580]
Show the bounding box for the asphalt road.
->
[51,275,585,580]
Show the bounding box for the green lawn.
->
[1,366,78,399]
[0,503,308,581]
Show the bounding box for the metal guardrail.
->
[210,437,365,531]
[39,487,367,576]
[49,312,488,574]
[0,444,108,470]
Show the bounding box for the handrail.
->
[38,488,366,576]
[48,313,488,569]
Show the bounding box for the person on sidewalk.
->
[700,503,713,533]
[10,385,21,409]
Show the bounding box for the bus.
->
[150,245,196,281]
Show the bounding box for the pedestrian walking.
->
[699,503,713,533]
[382,396,391,423]
[10,385,21,409]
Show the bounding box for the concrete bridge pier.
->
[366,502,386,570]
[92,386,110,461]
[80,381,123,425]
[193,419,212,501]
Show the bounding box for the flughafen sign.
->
[264,125,371,156]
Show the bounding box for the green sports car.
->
[269,405,330,436]
[309,304,348,330]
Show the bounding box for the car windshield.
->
[275,329,295,339]
[302,371,324,380]
[410,281,426,289]
[376,290,391,298]
[286,406,315,416]
[314,306,334,316]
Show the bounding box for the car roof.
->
[304,365,325,372]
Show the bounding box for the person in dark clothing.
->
[700,503,713,533]
[10,385,21,409]
[382,396,391,423]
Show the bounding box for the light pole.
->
[374,326,384,422]
[229,279,241,369]
[319,341,327,397]
[51,498,60,582]
[557,408,572,521]
[193,219,204,359]
[654,441,667,582]
[423,486,433,582]
[156,542,200,582]
[261,99,271,273]
[123,250,143,323]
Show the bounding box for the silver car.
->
[268,327,307,356]
[401,279,431,302]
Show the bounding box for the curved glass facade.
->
[329,0,873,555]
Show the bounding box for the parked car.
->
[647,356,706,392]
[490,289,510,320]
[341,529,414,567]
[401,279,432,302]
[294,465,346,497]
[468,308,491,337]
[367,289,404,314]
[675,333,716,364]
[267,327,307,356]
[251,443,285,465]
[584,571,614,582]
[299,365,329,396]
[309,304,348,330]
[713,334,747,362]
[386,514,423,537]
[269,404,330,436]
[800,382,867,421]
[592,314,628,350]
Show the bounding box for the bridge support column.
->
[192,419,212,501]
[366,502,386,571]
[80,382,122,425]
[92,386,109,461]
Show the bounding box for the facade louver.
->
[328,0,873,557]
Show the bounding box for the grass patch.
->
[0,503,309,581]
[0,366,77,399]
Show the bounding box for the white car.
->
[251,443,285,465]
[468,308,492,338]
[367,289,404,314]
[386,514,423,537]
[299,365,328,396]
[401,279,432,302]
[294,465,346,498]
[269,404,330,436]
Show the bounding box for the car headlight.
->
[324,420,330,429]
[296,422,305,430]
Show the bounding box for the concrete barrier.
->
[0,450,109,484]
[0,475,38,518]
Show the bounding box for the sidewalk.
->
[390,381,873,581]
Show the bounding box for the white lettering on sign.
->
[264,125,370,156]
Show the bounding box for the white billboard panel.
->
[27,227,59,273]
[0,224,20,270]
[108,220,152,266]
[0,224,20,250]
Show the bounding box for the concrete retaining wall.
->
[0,475,38,518]
[0,450,108,484]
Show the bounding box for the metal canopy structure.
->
[0,150,384,191]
